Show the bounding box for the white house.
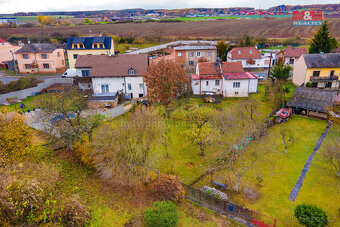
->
[75,54,148,99]
[222,72,258,97]
[227,47,274,69]
[191,61,258,97]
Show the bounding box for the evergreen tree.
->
[245,35,252,47]
[216,40,229,61]
[309,21,337,54]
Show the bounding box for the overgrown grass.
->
[116,43,159,54]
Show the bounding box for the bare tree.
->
[322,127,340,178]
[152,25,166,43]
[279,128,296,154]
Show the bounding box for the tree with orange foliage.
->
[0,112,32,163]
[144,60,189,118]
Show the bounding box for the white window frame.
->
[233,82,240,88]
[128,68,135,75]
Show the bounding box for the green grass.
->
[116,43,159,54]
[0,95,37,112]
[204,116,339,226]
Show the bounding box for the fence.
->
[0,78,73,104]
[126,40,219,54]
[182,183,280,227]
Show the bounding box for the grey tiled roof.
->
[287,86,339,113]
[15,43,57,53]
[174,45,216,51]
[304,53,340,68]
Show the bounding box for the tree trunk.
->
[164,104,168,118]
[199,143,205,156]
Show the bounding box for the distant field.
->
[13,15,74,21]
[2,18,340,39]
[168,14,292,21]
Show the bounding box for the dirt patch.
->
[186,162,195,169]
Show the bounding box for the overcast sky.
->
[0,0,338,14]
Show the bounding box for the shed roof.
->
[15,43,57,53]
[75,54,149,77]
[287,87,339,113]
[198,62,244,75]
[303,53,340,68]
[0,38,7,43]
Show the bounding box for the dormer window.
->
[92,43,104,49]
[238,51,241,54]
[128,68,135,75]
[250,50,253,54]
[72,43,84,49]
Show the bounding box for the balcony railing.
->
[310,76,339,82]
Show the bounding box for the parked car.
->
[61,69,77,78]
[274,108,292,123]
[258,76,264,80]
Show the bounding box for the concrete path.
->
[289,122,332,202]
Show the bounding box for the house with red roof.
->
[277,47,308,66]
[191,61,258,97]
[227,47,273,69]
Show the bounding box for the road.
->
[0,72,62,83]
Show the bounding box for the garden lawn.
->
[0,95,36,112]
[116,43,159,54]
[207,116,339,226]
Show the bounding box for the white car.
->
[61,69,77,78]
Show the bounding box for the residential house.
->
[0,38,21,63]
[15,43,65,74]
[292,53,340,89]
[287,86,339,119]
[75,54,148,99]
[227,47,273,69]
[66,37,114,69]
[191,61,258,97]
[174,45,217,72]
[277,47,308,66]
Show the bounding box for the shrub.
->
[294,204,328,227]
[144,201,178,227]
[58,194,90,227]
[149,174,185,203]
[306,82,313,88]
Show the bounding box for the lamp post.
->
[10,50,17,74]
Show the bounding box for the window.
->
[238,51,241,54]
[100,43,104,48]
[22,54,29,59]
[215,80,220,86]
[128,68,135,75]
[79,44,84,48]
[206,81,209,86]
[62,60,65,65]
[139,83,144,89]
[101,84,109,93]
[330,70,335,77]
[312,71,320,77]
[235,92,239,95]
[233,82,240,88]
[81,70,90,77]
[57,52,61,57]
[73,54,78,59]
[139,94,144,98]
[289,58,295,64]
[196,52,201,57]
[206,51,211,57]
[128,83,132,90]
[195,82,199,85]
[189,52,194,57]
[189,61,194,66]
[24,64,31,69]
[41,54,47,59]
[325,82,332,88]
[250,50,253,54]
[177,52,183,57]
[43,64,50,69]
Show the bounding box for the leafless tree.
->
[279,128,296,154]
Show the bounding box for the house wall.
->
[249,79,258,93]
[292,56,308,86]
[0,42,21,62]
[194,79,222,94]
[15,49,65,74]
[67,48,113,69]
[192,79,200,95]
[92,76,146,98]
[186,49,217,72]
[223,79,249,97]
[284,57,298,66]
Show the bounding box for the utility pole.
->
[10,50,17,74]
[267,52,273,79]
